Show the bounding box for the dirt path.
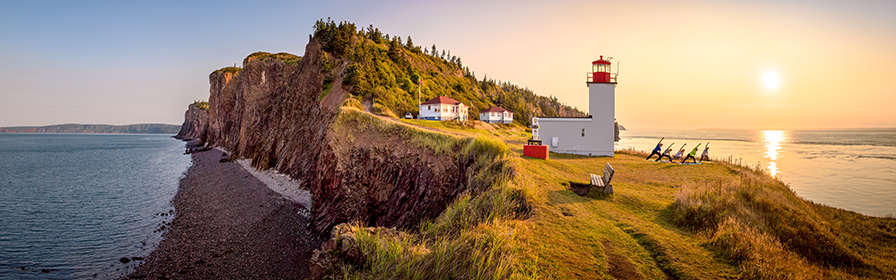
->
[369,112,469,138]
[127,148,320,279]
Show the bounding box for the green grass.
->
[327,110,896,279]
[191,100,209,111]
[246,51,302,65]
[212,66,242,75]
[313,19,586,127]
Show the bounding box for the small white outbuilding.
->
[479,107,513,124]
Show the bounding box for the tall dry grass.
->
[670,168,868,278]
[333,133,531,279]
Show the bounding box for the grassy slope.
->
[313,19,586,127]
[512,151,739,279]
[341,114,896,279]
[513,143,894,279]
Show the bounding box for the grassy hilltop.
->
[317,110,896,279]
[312,19,586,125]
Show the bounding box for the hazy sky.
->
[2,0,894,129]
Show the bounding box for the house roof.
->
[480,106,512,113]
[422,96,463,105]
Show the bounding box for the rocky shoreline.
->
[127,145,320,279]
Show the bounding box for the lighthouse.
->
[528,56,617,157]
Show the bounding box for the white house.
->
[419,96,468,122]
[479,107,513,124]
[532,56,617,157]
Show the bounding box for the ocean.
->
[616,128,896,217]
[0,134,190,279]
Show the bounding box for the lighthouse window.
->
[582,128,586,137]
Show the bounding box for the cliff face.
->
[203,39,512,234]
[174,104,209,140]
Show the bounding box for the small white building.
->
[479,107,513,124]
[532,56,617,157]
[419,96,468,122]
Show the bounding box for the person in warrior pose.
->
[699,142,711,162]
[656,142,675,162]
[681,143,702,164]
[646,137,665,160]
[672,143,687,161]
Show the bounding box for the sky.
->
[2,0,895,130]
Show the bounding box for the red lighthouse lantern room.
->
[588,56,615,83]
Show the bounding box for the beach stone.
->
[330,223,353,239]
[120,257,131,264]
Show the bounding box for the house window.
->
[428,105,431,111]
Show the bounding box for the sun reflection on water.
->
[762,130,786,178]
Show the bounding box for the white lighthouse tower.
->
[529,56,617,157]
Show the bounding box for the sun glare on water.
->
[762,130,786,178]
[762,71,780,90]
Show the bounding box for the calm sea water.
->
[616,129,896,217]
[0,134,190,279]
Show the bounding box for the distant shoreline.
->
[0,123,180,134]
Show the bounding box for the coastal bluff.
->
[174,103,209,140]
[199,38,512,235]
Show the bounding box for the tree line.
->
[313,18,585,126]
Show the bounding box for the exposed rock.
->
[615,122,621,142]
[203,38,512,236]
[174,103,209,140]
[120,257,131,264]
[309,223,408,279]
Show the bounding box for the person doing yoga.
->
[681,143,702,164]
[656,142,675,162]
[672,143,687,161]
[646,137,665,160]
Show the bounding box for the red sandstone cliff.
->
[174,104,209,140]
[202,39,510,235]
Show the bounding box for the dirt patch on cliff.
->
[603,240,642,280]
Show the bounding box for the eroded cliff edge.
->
[174,103,209,140]
[202,38,512,235]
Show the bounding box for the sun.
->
[762,71,780,90]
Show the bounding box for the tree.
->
[388,36,402,62]
[405,36,414,49]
